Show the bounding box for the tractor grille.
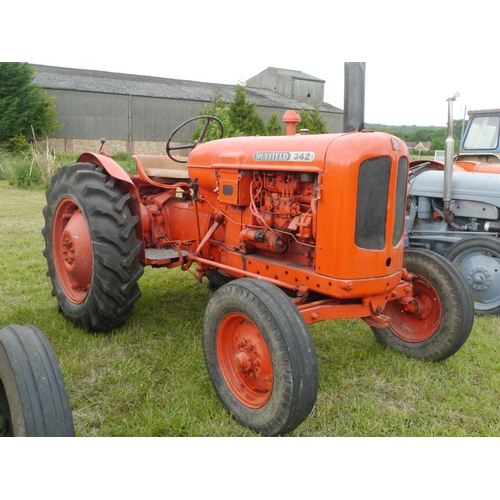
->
[355,157,390,250]
[393,157,408,246]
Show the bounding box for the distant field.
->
[1,179,499,437]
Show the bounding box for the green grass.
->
[1,179,500,437]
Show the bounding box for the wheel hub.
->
[53,199,93,304]
[466,267,492,291]
[60,211,92,289]
[387,275,441,343]
[234,340,261,377]
[217,314,273,408]
[406,293,433,320]
[452,247,500,310]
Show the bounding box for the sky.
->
[3,0,496,127]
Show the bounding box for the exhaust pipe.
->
[343,62,366,133]
[443,92,459,223]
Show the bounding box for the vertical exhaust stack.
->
[443,92,460,223]
[282,110,301,136]
[343,62,366,132]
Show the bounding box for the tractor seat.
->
[134,155,191,180]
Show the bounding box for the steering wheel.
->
[166,115,224,163]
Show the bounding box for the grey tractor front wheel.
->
[446,236,500,315]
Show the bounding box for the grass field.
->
[1,179,500,437]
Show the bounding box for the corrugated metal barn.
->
[31,64,343,155]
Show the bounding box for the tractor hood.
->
[409,170,500,208]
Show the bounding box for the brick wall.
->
[43,138,177,156]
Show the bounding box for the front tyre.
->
[43,163,144,332]
[446,236,500,315]
[370,249,474,361]
[0,325,75,437]
[202,279,318,436]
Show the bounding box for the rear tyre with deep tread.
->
[43,163,144,332]
[0,325,75,437]
[202,278,318,436]
[371,249,474,361]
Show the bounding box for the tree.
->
[194,88,237,141]
[267,113,283,136]
[0,62,60,150]
[229,85,267,136]
[195,85,269,140]
[296,103,328,134]
[367,121,465,154]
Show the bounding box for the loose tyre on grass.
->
[0,325,75,437]
[42,163,144,332]
[370,249,475,361]
[202,279,318,436]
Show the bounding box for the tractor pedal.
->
[363,314,391,329]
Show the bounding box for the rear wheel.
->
[0,325,75,437]
[43,163,144,332]
[370,249,474,361]
[202,279,318,436]
[446,236,500,315]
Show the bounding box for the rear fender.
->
[77,152,145,258]
[410,159,445,171]
[77,152,134,186]
[410,159,466,172]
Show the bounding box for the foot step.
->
[145,248,188,261]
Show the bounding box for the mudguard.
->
[409,170,500,208]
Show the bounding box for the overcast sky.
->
[4,0,495,127]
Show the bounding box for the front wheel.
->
[202,279,318,436]
[370,249,474,361]
[0,325,75,437]
[446,236,500,315]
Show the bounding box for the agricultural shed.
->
[31,65,343,155]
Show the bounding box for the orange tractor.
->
[42,63,474,435]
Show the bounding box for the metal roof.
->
[30,64,341,114]
[253,67,326,83]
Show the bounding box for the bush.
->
[0,146,137,190]
[1,139,61,189]
[112,152,136,173]
[10,158,45,189]
[0,149,17,183]
[7,134,30,153]
[0,158,6,180]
